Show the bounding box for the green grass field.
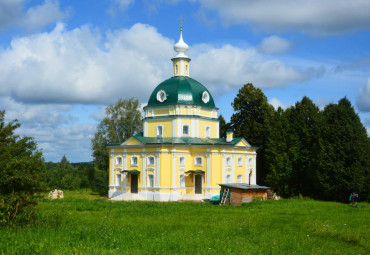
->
[1,190,369,255]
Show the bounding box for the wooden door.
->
[195,175,202,194]
[131,174,138,193]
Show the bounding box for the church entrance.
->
[131,174,138,193]
[195,175,202,194]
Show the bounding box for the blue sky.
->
[1,0,370,162]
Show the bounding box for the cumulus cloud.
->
[0,0,68,32]
[258,36,291,55]
[191,44,319,91]
[356,78,370,112]
[197,0,370,34]
[0,23,173,105]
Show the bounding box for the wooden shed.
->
[219,184,270,205]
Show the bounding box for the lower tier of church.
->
[107,133,257,201]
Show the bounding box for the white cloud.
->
[269,98,286,110]
[356,78,370,112]
[191,44,318,91]
[0,0,68,32]
[197,0,370,34]
[0,23,173,105]
[258,36,291,55]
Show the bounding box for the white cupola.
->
[171,18,191,77]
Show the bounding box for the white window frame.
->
[237,157,243,167]
[131,156,138,166]
[180,174,185,188]
[147,174,154,188]
[237,175,243,183]
[226,174,231,184]
[147,156,155,166]
[182,124,190,136]
[226,156,231,167]
[156,125,163,137]
[194,156,203,166]
[205,126,211,138]
[179,156,186,167]
[115,156,122,165]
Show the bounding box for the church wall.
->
[147,119,173,137]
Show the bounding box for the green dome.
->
[147,76,216,108]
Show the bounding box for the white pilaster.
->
[156,151,160,187]
[172,150,177,188]
[196,119,199,137]
[144,121,148,137]
[191,118,195,137]
[222,153,225,183]
[142,153,146,188]
[232,155,235,182]
[124,154,127,187]
[206,148,210,188]
[110,153,114,186]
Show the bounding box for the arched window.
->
[180,174,185,188]
[147,174,154,188]
[147,156,155,166]
[205,126,210,138]
[179,156,186,167]
[115,156,122,165]
[226,174,231,184]
[226,157,231,167]
[156,125,163,137]
[175,64,178,74]
[194,156,203,166]
[237,175,243,183]
[237,157,243,167]
[131,156,138,166]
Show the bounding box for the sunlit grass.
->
[1,190,369,254]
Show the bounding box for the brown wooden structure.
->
[219,184,270,205]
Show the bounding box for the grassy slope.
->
[1,190,369,255]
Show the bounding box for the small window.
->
[179,156,186,167]
[237,175,243,183]
[182,125,189,136]
[205,126,210,138]
[147,174,154,188]
[131,156,138,166]
[147,156,155,166]
[237,157,243,167]
[185,65,188,72]
[226,174,231,184]
[180,174,185,188]
[156,125,163,137]
[226,157,231,167]
[249,158,253,167]
[195,156,202,166]
[116,157,122,165]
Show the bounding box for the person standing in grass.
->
[349,192,355,206]
[354,194,360,208]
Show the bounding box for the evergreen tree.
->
[218,115,231,138]
[312,98,370,201]
[0,111,46,225]
[230,83,275,184]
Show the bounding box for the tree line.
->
[226,83,370,202]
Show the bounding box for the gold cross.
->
[177,15,185,31]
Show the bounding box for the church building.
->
[107,26,258,201]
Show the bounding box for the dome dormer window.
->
[202,91,210,103]
[157,90,167,102]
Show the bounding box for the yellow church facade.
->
[107,28,258,201]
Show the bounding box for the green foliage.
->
[312,98,370,201]
[1,192,369,254]
[91,98,142,171]
[0,111,46,225]
[230,83,275,184]
[218,114,231,138]
[45,156,106,194]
